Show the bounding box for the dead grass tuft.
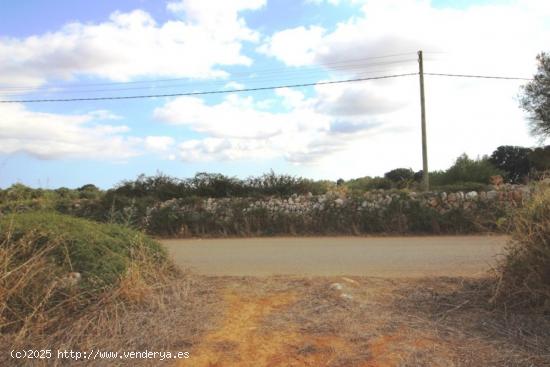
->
[492,183,550,311]
[0,214,220,366]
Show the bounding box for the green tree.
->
[528,145,550,174]
[489,146,532,183]
[384,168,414,182]
[520,52,550,139]
[432,154,503,185]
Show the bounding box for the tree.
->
[528,145,550,174]
[489,146,532,183]
[520,52,550,140]
[431,154,503,185]
[384,168,414,183]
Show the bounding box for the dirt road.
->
[162,236,507,277]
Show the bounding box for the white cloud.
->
[251,0,547,176]
[0,1,265,88]
[257,26,326,66]
[87,109,123,120]
[155,89,392,163]
[0,104,140,160]
[144,136,175,152]
[224,81,246,90]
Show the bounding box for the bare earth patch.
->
[181,276,550,367]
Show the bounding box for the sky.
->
[0,0,548,189]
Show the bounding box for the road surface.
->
[161,236,508,277]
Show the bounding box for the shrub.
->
[492,184,550,311]
[384,168,414,183]
[0,212,168,290]
[0,212,172,335]
[431,154,504,186]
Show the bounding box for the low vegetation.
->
[0,212,218,366]
[492,183,550,312]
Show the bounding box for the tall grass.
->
[492,184,550,311]
[0,213,189,356]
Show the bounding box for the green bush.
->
[431,154,503,186]
[0,212,167,290]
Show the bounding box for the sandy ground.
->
[162,236,507,277]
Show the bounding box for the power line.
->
[0,73,418,103]
[0,60,419,96]
[0,53,419,92]
[0,66,418,98]
[424,72,533,81]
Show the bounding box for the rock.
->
[330,283,343,291]
[341,293,354,300]
[465,191,478,200]
[447,193,457,203]
[341,277,359,286]
[59,272,81,288]
[440,192,447,201]
[487,190,498,200]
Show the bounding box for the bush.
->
[492,184,550,311]
[0,212,172,335]
[431,154,503,186]
[384,168,414,183]
[0,212,168,290]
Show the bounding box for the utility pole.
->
[418,50,429,191]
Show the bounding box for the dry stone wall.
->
[144,184,530,237]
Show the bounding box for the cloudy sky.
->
[0,0,548,188]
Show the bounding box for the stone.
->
[486,190,498,200]
[465,191,478,200]
[59,272,81,288]
[447,193,457,203]
[330,283,343,291]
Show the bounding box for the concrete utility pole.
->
[418,50,429,191]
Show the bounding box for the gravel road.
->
[161,236,508,277]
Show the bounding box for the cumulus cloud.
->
[0,104,140,160]
[88,110,123,120]
[154,89,391,163]
[0,0,265,88]
[257,26,326,66]
[252,0,547,175]
[144,136,175,152]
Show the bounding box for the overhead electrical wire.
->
[0,50,534,104]
[0,53,420,92]
[424,72,532,81]
[0,73,419,103]
[0,65,418,97]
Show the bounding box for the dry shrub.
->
[0,212,219,366]
[492,183,550,311]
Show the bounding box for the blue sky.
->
[0,0,548,188]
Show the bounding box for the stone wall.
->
[143,184,530,236]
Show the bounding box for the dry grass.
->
[0,215,221,366]
[203,276,550,367]
[492,183,550,311]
